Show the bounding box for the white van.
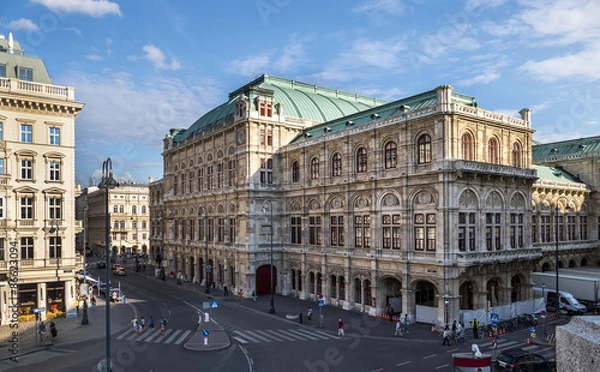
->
[533,287,586,315]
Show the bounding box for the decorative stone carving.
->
[416,191,433,205]
[383,194,398,206]
[355,196,369,209]
[458,189,476,207]
[310,200,321,210]
[510,193,525,209]
[331,198,343,209]
[486,191,502,208]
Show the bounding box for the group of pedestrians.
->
[131,315,160,334]
[393,314,410,336]
[38,321,58,343]
[442,320,466,345]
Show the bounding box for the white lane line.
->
[435,364,450,369]
[241,330,273,342]
[397,361,411,366]
[294,328,331,340]
[254,330,285,342]
[135,330,154,342]
[117,330,131,340]
[287,329,320,340]
[281,330,307,341]
[314,330,340,340]
[174,330,191,345]
[233,331,263,343]
[144,330,161,342]
[264,329,296,341]
[126,331,140,340]
[423,354,437,359]
[164,329,182,344]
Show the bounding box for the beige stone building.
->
[151,74,600,324]
[0,33,84,323]
[80,183,150,260]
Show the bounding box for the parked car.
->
[113,265,126,276]
[494,349,556,372]
[97,261,106,269]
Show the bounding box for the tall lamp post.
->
[99,158,118,372]
[81,205,89,325]
[555,205,560,305]
[198,208,210,294]
[262,200,275,314]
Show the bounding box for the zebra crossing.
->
[232,328,340,344]
[477,339,555,359]
[116,328,192,345]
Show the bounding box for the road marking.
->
[280,330,306,341]
[117,330,131,340]
[435,364,450,369]
[314,330,340,340]
[233,331,264,343]
[126,331,140,340]
[164,329,181,344]
[174,330,191,345]
[144,330,162,342]
[397,361,411,366]
[154,329,172,343]
[294,328,331,340]
[446,347,459,353]
[254,330,285,342]
[233,336,249,344]
[264,329,296,341]
[423,354,437,359]
[243,330,273,342]
[287,329,320,340]
[135,330,152,341]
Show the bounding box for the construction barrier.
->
[546,333,556,344]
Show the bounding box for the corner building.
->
[154,74,598,325]
[0,33,84,324]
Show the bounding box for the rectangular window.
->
[557,216,564,241]
[354,215,370,248]
[532,215,537,243]
[19,66,33,81]
[199,219,205,241]
[458,212,476,251]
[229,218,236,243]
[309,216,322,245]
[260,158,273,184]
[579,216,588,240]
[217,163,223,188]
[0,158,4,175]
[217,218,225,242]
[20,159,33,180]
[228,160,236,186]
[21,237,34,259]
[291,216,302,244]
[208,218,214,242]
[0,122,3,140]
[382,214,400,250]
[49,161,60,181]
[189,171,193,192]
[485,213,502,250]
[267,130,273,146]
[509,213,524,248]
[20,197,33,219]
[330,216,344,247]
[197,168,203,191]
[0,64,6,78]
[206,166,213,190]
[259,128,265,145]
[49,236,62,258]
[0,238,4,260]
[414,213,436,251]
[173,175,178,195]
[567,215,576,241]
[49,197,62,219]
[21,124,32,143]
[49,127,60,145]
[0,197,3,218]
[181,173,186,194]
[541,215,551,242]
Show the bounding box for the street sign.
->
[203,330,209,336]
[33,307,46,313]
[206,265,211,273]
[203,301,210,310]
[490,313,499,322]
[210,300,218,308]
[318,299,324,307]
[540,310,547,318]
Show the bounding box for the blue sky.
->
[2,0,600,186]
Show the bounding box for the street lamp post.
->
[542,283,546,334]
[263,200,275,314]
[99,158,119,372]
[555,205,559,303]
[82,206,89,325]
[199,208,210,294]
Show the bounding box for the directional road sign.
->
[210,300,218,308]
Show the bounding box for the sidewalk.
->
[0,295,134,362]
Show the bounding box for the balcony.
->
[454,160,538,179]
[455,247,542,265]
[0,78,75,101]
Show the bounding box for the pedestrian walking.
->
[160,317,168,335]
[452,320,457,341]
[38,321,46,342]
[140,316,145,332]
[132,317,139,333]
[251,290,257,302]
[457,322,465,344]
[394,321,403,336]
[403,313,409,333]
[50,322,58,343]
[75,298,80,313]
[238,289,243,302]
[471,318,479,339]
[223,284,229,296]
[307,306,313,321]
[149,316,155,330]
[442,325,451,346]
[91,296,97,310]
[337,319,345,336]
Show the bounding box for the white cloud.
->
[226,38,308,77]
[226,55,270,77]
[458,69,501,86]
[85,54,102,61]
[518,45,600,82]
[7,18,39,31]
[140,44,180,70]
[465,0,507,12]
[31,0,122,17]
[352,0,405,17]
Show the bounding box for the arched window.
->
[120,220,126,229]
[332,152,342,177]
[417,134,431,164]
[119,205,124,213]
[113,205,118,213]
[461,132,473,160]
[141,206,147,214]
[113,221,119,229]
[356,147,367,173]
[384,141,397,169]
[488,138,499,164]
[132,205,137,214]
[311,158,319,179]
[511,142,521,167]
[292,161,300,182]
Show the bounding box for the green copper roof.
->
[173,74,386,143]
[532,135,600,160]
[290,87,476,143]
[533,165,582,183]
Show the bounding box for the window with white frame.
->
[49,160,60,181]
[49,127,60,145]
[21,237,34,259]
[414,213,436,251]
[0,158,4,175]
[0,64,6,78]
[49,197,62,219]
[20,196,34,219]
[20,158,33,180]
[20,124,32,143]
[259,158,272,184]
[0,121,3,140]
[49,236,62,258]
[311,158,319,179]
[19,66,33,81]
